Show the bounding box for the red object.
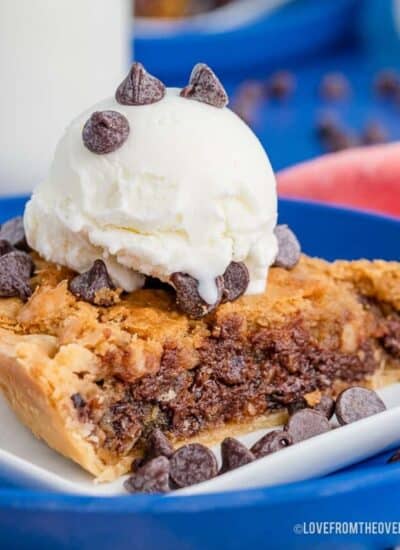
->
[277,143,400,217]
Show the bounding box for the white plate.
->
[1,384,400,496]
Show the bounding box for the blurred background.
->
[1,0,400,198]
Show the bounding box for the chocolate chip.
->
[180,63,228,108]
[374,69,400,98]
[361,121,388,145]
[286,409,330,443]
[124,456,170,494]
[314,113,340,141]
[0,240,14,256]
[131,456,145,471]
[287,397,308,416]
[171,272,223,319]
[324,129,359,152]
[216,354,246,385]
[169,443,218,488]
[273,224,301,269]
[335,387,386,426]
[220,437,254,474]
[267,71,296,99]
[116,62,166,106]
[145,429,174,461]
[314,395,335,419]
[250,429,292,458]
[0,250,34,301]
[0,217,28,250]
[222,261,249,303]
[69,259,115,306]
[82,111,129,155]
[71,393,86,409]
[319,73,350,100]
[387,449,400,464]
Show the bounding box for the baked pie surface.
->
[0,254,400,481]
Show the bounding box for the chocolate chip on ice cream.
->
[116,62,166,106]
[171,272,223,319]
[222,261,249,303]
[180,63,228,108]
[69,259,116,306]
[82,111,129,154]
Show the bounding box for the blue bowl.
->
[1,197,400,549]
[134,0,361,84]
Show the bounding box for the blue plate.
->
[134,0,361,84]
[1,197,400,549]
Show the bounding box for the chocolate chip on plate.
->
[171,272,223,319]
[267,71,296,99]
[0,216,28,250]
[220,437,254,474]
[286,409,331,443]
[314,395,335,420]
[335,387,386,426]
[319,73,351,100]
[145,429,174,462]
[82,110,129,155]
[287,397,308,416]
[0,250,34,301]
[124,456,171,494]
[69,259,116,306]
[250,429,292,458]
[387,449,400,464]
[180,63,228,108]
[116,62,166,106]
[222,261,249,303]
[169,443,218,488]
[273,224,301,269]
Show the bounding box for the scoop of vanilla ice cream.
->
[24,88,278,304]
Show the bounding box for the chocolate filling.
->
[73,304,400,459]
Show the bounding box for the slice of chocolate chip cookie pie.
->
[0,219,399,480]
[1,63,400,483]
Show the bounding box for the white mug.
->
[0,0,132,196]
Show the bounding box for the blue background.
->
[3,1,400,547]
[136,0,400,171]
